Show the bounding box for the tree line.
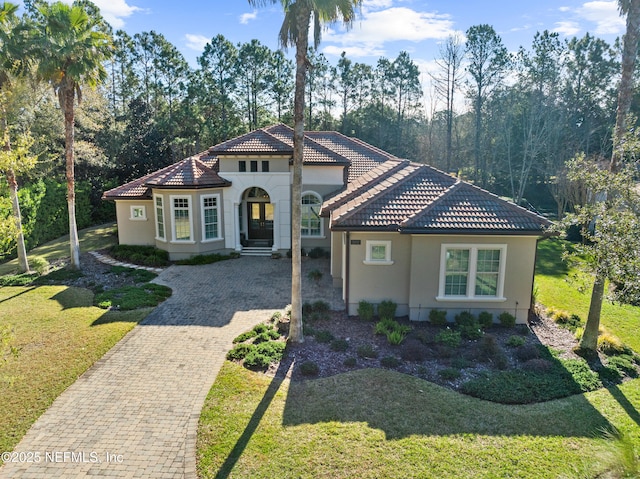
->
[0,1,636,262]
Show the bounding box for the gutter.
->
[345,231,350,316]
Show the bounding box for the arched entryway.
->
[241,187,273,247]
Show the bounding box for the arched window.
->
[301,192,322,237]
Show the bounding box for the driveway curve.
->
[0,256,312,479]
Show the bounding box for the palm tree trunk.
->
[579,270,605,351]
[289,4,311,344]
[64,85,81,269]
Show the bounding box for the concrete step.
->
[240,247,273,257]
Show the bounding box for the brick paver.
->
[0,256,342,478]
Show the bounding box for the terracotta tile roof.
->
[263,124,350,165]
[324,160,550,235]
[102,155,229,200]
[306,131,397,181]
[208,129,293,155]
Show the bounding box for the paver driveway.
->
[0,256,338,478]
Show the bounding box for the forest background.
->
[0,2,632,259]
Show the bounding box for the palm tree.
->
[248,0,361,343]
[0,2,34,273]
[34,1,112,269]
[579,0,640,352]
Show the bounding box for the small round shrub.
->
[312,300,330,313]
[506,335,526,348]
[478,311,493,329]
[493,351,509,370]
[551,310,570,324]
[254,341,286,361]
[308,247,326,259]
[233,330,258,343]
[498,312,516,328]
[429,309,448,326]
[435,329,461,348]
[378,300,397,320]
[458,323,482,340]
[330,338,349,352]
[455,311,476,327]
[227,343,254,361]
[343,357,357,367]
[358,301,374,321]
[300,361,320,376]
[400,339,427,362]
[254,331,280,344]
[307,269,323,282]
[478,334,501,362]
[381,356,401,368]
[438,368,462,380]
[357,344,378,359]
[522,358,553,373]
[243,352,271,369]
[270,311,282,322]
[314,330,334,343]
[515,344,541,362]
[252,323,269,334]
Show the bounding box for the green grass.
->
[0,223,118,276]
[197,237,640,478]
[94,283,172,310]
[0,285,149,456]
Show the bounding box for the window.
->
[239,161,246,172]
[262,160,269,172]
[130,205,146,221]
[154,195,165,241]
[364,240,393,265]
[250,160,258,172]
[171,196,193,242]
[301,192,322,237]
[438,244,507,300]
[201,195,220,241]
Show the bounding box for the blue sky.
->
[77,0,625,71]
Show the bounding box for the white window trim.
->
[129,205,147,221]
[153,194,166,242]
[364,240,394,265]
[170,195,195,244]
[301,191,325,238]
[437,244,507,302]
[201,194,223,243]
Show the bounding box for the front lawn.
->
[197,238,640,478]
[0,286,149,455]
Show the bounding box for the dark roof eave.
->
[398,227,550,236]
[144,181,232,189]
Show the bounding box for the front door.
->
[247,202,274,245]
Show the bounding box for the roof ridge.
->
[330,161,421,226]
[400,180,462,228]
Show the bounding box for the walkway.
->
[0,256,342,478]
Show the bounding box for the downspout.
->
[345,231,350,315]
[529,236,542,323]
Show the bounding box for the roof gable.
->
[208,129,293,155]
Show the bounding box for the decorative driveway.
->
[0,256,341,478]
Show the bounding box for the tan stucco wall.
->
[345,232,412,316]
[115,200,155,246]
[408,235,538,324]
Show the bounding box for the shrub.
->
[439,368,462,380]
[607,355,638,377]
[253,330,280,344]
[233,330,257,343]
[498,312,516,328]
[515,344,541,362]
[562,359,602,392]
[434,345,454,358]
[378,300,397,320]
[412,330,432,345]
[270,311,282,323]
[308,247,326,259]
[478,334,501,362]
[309,311,329,322]
[175,253,230,265]
[314,330,334,343]
[252,324,268,334]
[94,283,172,310]
[357,344,378,359]
[478,311,493,329]
[226,343,254,361]
[300,361,320,376]
[307,269,323,283]
[435,329,461,348]
[522,358,553,373]
[451,357,472,369]
[598,332,629,356]
[551,310,571,324]
[243,352,271,369]
[254,340,286,360]
[574,327,584,341]
[551,310,582,331]
[429,309,448,326]
[0,273,38,286]
[312,300,330,313]
[458,322,482,340]
[386,330,407,345]
[400,339,427,362]
[381,356,401,368]
[506,335,526,348]
[343,357,357,367]
[330,339,349,352]
[110,244,170,267]
[493,351,509,370]
[455,311,476,327]
[29,255,49,275]
[358,301,374,321]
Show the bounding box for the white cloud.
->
[185,34,210,52]
[559,6,571,12]
[322,44,386,58]
[240,10,258,24]
[577,1,625,35]
[553,20,581,36]
[91,0,143,29]
[324,6,455,58]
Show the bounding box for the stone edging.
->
[89,251,165,274]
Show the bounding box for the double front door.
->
[247,202,274,244]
